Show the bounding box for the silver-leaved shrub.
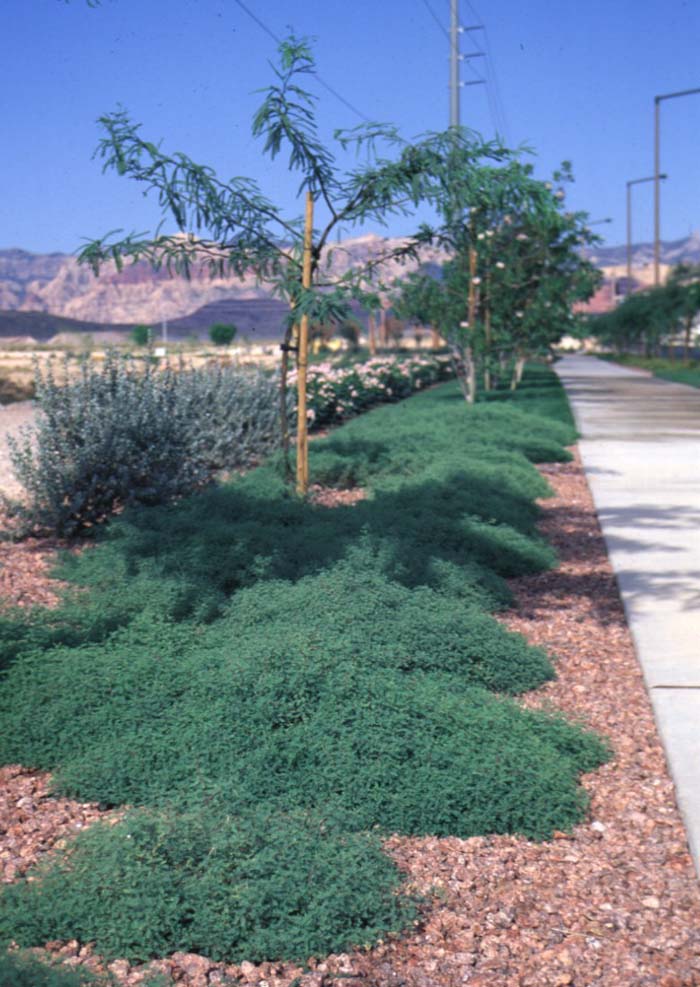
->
[6,352,287,537]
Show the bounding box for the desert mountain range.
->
[1,231,699,341]
[586,230,700,269]
[0,235,444,329]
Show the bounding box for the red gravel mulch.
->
[0,514,68,610]
[2,450,700,986]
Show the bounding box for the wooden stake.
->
[483,268,492,391]
[296,191,314,496]
[465,245,477,404]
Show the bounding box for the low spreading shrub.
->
[0,368,610,966]
[0,807,414,965]
[0,952,103,987]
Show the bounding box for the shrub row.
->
[295,353,453,428]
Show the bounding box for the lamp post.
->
[654,87,700,285]
[627,174,667,290]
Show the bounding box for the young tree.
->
[395,160,600,399]
[79,37,504,492]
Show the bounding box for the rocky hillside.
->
[0,235,445,327]
[0,250,67,310]
[587,230,700,268]
[4,231,698,339]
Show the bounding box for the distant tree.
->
[592,267,700,359]
[667,263,700,360]
[130,324,151,346]
[338,318,361,352]
[209,322,238,347]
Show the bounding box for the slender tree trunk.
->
[466,344,476,403]
[296,191,315,496]
[279,324,294,483]
[448,346,474,403]
[510,353,526,391]
[378,307,386,348]
[684,315,692,363]
[483,280,492,391]
[368,311,377,356]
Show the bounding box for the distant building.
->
[574,279,617,315]
[574,262,672,315]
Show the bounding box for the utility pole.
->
[449,3,484,127]
[627,175,666,290]
[450,0,460,127]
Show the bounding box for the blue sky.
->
[2,0,700,255]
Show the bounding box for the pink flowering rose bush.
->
[290,355,452,429]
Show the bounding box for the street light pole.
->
[627,174,667,288]
[654,87,700,286]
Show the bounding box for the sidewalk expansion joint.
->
[651,685,700,690]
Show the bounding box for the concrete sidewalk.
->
[555,354,700,874]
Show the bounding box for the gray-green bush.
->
[6,353,287,536]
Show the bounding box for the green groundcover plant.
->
[0,953,99,987]
[0,367,609,967]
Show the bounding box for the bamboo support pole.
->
[296,191,314,496]
[483,269,492,391]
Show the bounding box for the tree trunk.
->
[448,345,475,403]
[684,314,693,363]
[368,311,377,356]
[279,321,296,483]
[466,345,476,403]
[510,354,526,391]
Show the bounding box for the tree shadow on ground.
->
[40,451,555,645]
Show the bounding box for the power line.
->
[419,0,450,40]
[233,0,373,123]
[463,0,510,142]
